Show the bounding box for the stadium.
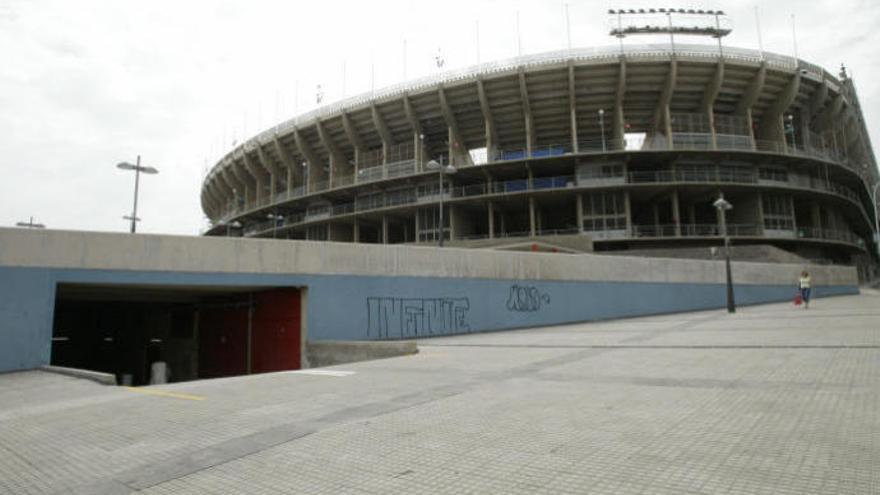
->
[200,37,879,279]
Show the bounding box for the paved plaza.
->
[1,291,879,494]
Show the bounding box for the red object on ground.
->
[794,293,803,306]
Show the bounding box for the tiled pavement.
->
[1,291,878,494]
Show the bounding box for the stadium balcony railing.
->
[210,130,873,232]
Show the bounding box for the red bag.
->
[794,293,803,306]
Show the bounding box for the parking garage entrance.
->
[51,284,302,386]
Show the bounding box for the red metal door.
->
[198,303,248,378]
[251,289,301,373]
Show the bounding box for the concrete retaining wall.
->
[306,341,419,368]
[0,228,859,373]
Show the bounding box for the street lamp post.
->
[598,109,607,152]
[419,133,425,171]
[15,217,45,229]
[425,159,457,247]
[267,213,284,239]
[713,194,736,313]
[116,156,159,233]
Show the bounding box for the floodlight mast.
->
[608,8,733,55]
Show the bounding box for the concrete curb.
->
[40,365,117,386]
[306,340,418,368]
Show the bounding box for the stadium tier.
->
[200,44,878,275]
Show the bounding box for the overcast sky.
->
[1,0,878,235]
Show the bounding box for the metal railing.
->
[624,223,861,246]
[240,166,868,240]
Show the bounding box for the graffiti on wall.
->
[506,284,550,312]
[367,297,471,338]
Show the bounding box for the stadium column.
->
[843,107,865,163]
[353,221,360,243]
[272,136,300,197]
[316,120,349,188]
[414,213,419,244]
[518,70,535,157]
[671,190,681,237]
[702,61,724,150]
[568,62,579,153]
[293,128,322,193]
[811,204,822,231]
[817,96,844,157]
[613,58,627,150]
[483,168,495,239]
[371,104,394,176]
[403,95,424,169]
[735,62,767,150]
[206,183,224,218]
[199,189,211,220]
[230,154,254,209]
[219,164,240,212]
[624,191,632,235]
[438,87,472,167]
[756,71,800,152]
[487,201,494,239]
[476,78,497,161]
[381,216,389,244]
[529,197,537,237]
[341,112,366,181]
[240,147,267,207]
[653,58,677,149]
[449,205,457,241]
[804,80,829,152]
[255,143,283,203]
[576,194,584,233]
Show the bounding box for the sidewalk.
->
[1,292,878,494]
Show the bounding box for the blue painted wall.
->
[0,266,858,372]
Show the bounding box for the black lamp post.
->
[713,194,736,313]
[117,156,159,233]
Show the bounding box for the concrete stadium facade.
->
[200,44,879,276]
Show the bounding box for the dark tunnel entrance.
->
[51,284,303,386]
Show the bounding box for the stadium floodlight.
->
[116,156,159,233]
[608,7,732,39]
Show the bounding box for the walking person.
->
[798,271,812,309]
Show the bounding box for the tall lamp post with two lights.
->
[16,217,45,229]
[713,194,736,313]
[425,159,457,247]
[116,156,159,233]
